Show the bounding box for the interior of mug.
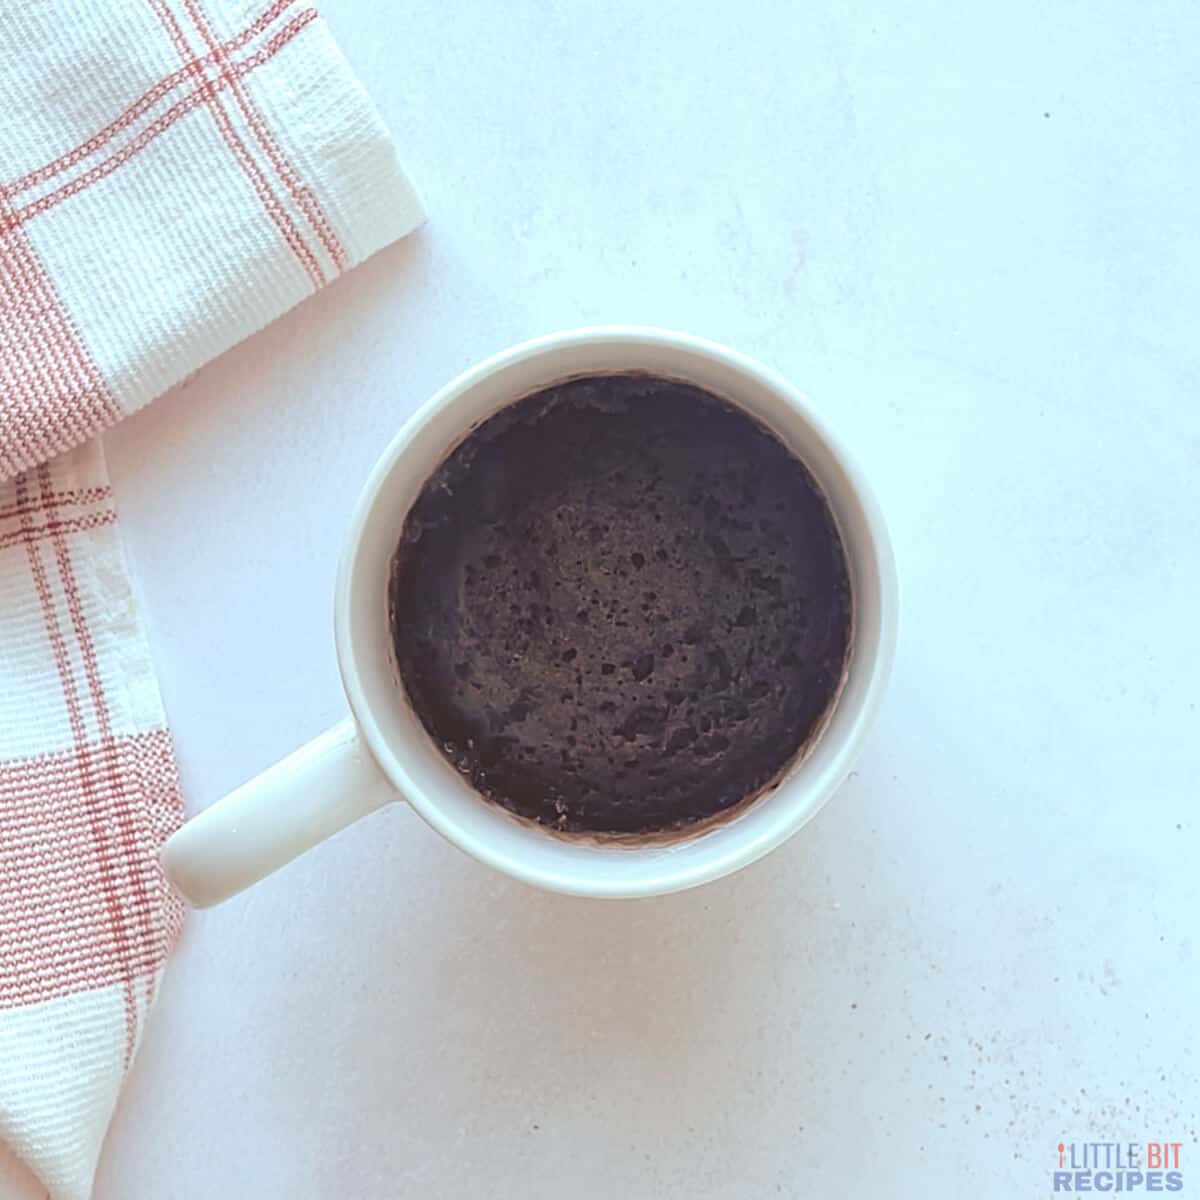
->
[336,328,894,897]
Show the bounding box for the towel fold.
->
[0,3,422,1195]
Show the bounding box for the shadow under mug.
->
[161,327,898,907]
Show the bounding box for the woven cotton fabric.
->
[0,4,422,1195]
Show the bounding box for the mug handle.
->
[160,717,395,908]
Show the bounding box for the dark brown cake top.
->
[389,374,852,834]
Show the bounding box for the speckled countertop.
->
[83,0,1199,1194]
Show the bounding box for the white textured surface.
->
[97,1,1199,1195]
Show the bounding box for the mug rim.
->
[333,326,897,897]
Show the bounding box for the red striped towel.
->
[0,4,422,1196]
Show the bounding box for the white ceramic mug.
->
[162,327,897,907]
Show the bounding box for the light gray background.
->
[98,0,1197,1195]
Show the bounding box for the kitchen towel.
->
[0,2,422,1196]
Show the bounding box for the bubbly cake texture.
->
[388,373,852,834]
